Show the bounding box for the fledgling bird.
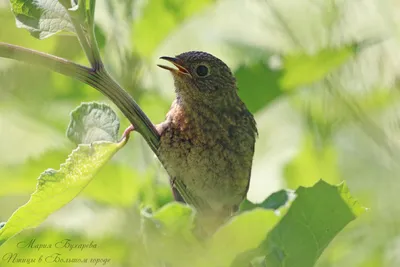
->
[156,51,257,228]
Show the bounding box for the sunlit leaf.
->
[66,102,120,145]
[281,46,356,90]
[262,180,366,267]
[0,139,126,246]
[231,180,365,267]
[202,209,279,267]
[9,0,75,39]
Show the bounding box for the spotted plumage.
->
[157,51,257,226]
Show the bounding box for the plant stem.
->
[0,42,90,78]
[92,68,160,153]
[0,42,198,209]
[0,42,160,152]
[66,0,102,70]
[88,26,102,69]
[70,18,98,68]
[89,0,97,23]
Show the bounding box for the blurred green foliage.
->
[132,0,214,58]
[0,0,399,266]
[235,61,283,113]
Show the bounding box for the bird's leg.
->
[121,124,136,141]
[154,121,170,135]
[121,121,169,141]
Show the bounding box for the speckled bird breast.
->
[157,100,256,211]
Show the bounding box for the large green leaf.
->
[9,0,75,39]
[261,180,365,267]
[132,0,214,58]
[0,139,126,246]
[230,180,365,267]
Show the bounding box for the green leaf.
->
[239,189,295,212]
[67,102,120,145]
[9,0,75,39]
[0,140,126,246]
[140,203,200,266]
[261,180,366,267]
[0,148,142,207]
[132,0,214,58]
[141,202,196,242]
[280,45,356,90]
[151,202,195,235]
[201,209,280,267]
[235,61,284,113]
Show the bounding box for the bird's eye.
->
[196,65,209,77]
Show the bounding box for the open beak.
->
[157,56,191,77]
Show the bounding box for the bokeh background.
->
[1,0,400,266]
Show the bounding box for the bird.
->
[156,51,258,230]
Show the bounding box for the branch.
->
[0,42,160,153]
[0,42,199,209]
[0,42,90,78]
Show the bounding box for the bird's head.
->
[158,51,238,108]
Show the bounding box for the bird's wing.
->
[172,178,213,213]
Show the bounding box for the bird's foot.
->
[121,124,135,141]
[155,121,170,136]
[121,121,167,142]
